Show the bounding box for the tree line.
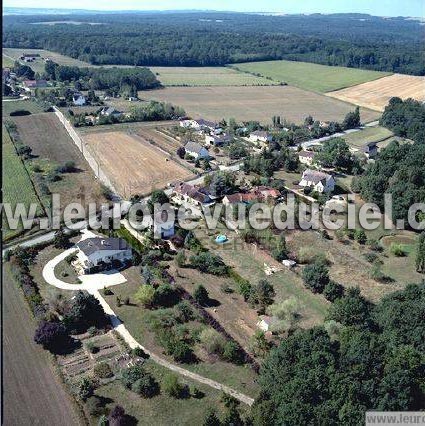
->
[3,12,424,74]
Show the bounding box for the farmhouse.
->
[205,133,231,146]
[184,141,209,159]
[20,53,40,62]
[362,142,378,159]
[99,106,123,117]
[72,92,86,106]
[74,237,132,274]
[172,182,215,208]
[179,118,217,132]
[298,150,316,166]
[22,79,48,90]
[249,130,272,144]
[222,186,280,205]
[299,169,335,193]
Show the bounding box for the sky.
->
[3,0,425,18]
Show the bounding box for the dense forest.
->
[252,284,425,425]
[380,98,425,144]
[3,12,424,74]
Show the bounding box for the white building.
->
[298,150,316,166]
[249,130,272,144]
[299,169,335,193]
[72,93,86,106]
[205,133,231,146]
[184,141,209,159]
[74,237,132,274]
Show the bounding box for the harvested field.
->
[138,86,381,125]
[11,113,106,210]
[150,66,278,86]
[231,60,390,93]
[135,127,182,155]
[83,131,194,197]
[3,265,81,425]
[327,74,425,112]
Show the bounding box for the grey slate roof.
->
[76,238,129,256]
[184,141,207,155]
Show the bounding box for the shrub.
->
[198,329,226,355]
[10,109,31,116]
[86,342,100,354]
[85,395,107,417]
[323,281,345,302]
[34,320,70,353]
[134,285,155,307]
[75,377,94,401]
[298,247,327,265]
[56,161,76,173]
[189,252,228,275]
[354,230,367,245]
[364,252,380,263]
[175,250,186,267]
[121,364,145,389]
[131,374,159,398]
[222,340,243,364]
[174,301,195,323]
[103,287,113,296]
[193,284,209,306]
[367,238,383,252]
[172,341,194,363]
[302,261,330,293]
[132,347,148,358]
[390,243,406,257]
[94,362,113,379]
[162,373,186,398]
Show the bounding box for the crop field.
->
[138,86,381,124]
[2,125,42,241]
[342,126,394,148]
[150,66,278,86]
[230,60,390,93]
[3,47,90,73]
[83,131,194,197]
[327,73,425,111]
[11,113,106,209]
[3,265,81,425]
[135,127,182,154]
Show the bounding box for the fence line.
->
[52,107,119,196]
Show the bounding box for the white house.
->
[256,315,273,332]
[99,106,122,117]
[205,133,231,146]
[72,92,86,106]
[74,237,132,274]
[249,130,272,144]
[184,141,209,159]
[299,169,335,193]
[179,118,217,133]
[298,150,316,166]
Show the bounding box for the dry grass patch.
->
[327,74,425,112]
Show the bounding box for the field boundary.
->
[53,107,119,195]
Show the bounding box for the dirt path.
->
[3,266,82,425]
[91,290,255,406]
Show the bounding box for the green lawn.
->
[2,125,42,241]
[342,126,394,148]
[2,100,46,118]
[231,60,391,93]
[150,66,278,86]
[93,360,248,426]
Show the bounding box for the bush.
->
[222,340,243,364]
[103,287,113,296]
[175,250,186,267]
[163,373,186,398]
[134,285,155,307]
[94,362,113,379]
[131,374,159,398]
[172,341,194,363]
[364,252,380,263]
[367,238,383,252]
[390,243,406,257]
[56,161,76,173]
[75,377,94,401]
[86,341,100,354]
[354,230,367,245]
[190,252,228,275]
[85,395,107,417]
[34,320,70,353]
[153,284,179,308]
[193,284,209,306]
[297,247,327,265]
[10,109,31,116]
[302,261,330,293]
[323,281,345,302]
[132,347,148,358]
[121,364,145,389]
[198,329,226,355]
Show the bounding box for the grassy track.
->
[2,265,81,425]
[2,125,42,240]
[342,126,394,148]
[150,66,278,86]
[231,60,391,93]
